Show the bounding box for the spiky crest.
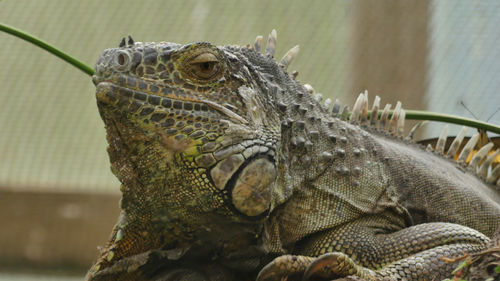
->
[248,30,500,188]
[320,89,499,187]
[251,30,301,76]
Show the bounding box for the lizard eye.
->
[189,53,220,79]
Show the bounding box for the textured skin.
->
[444,228,500,281]
[86,36,500,281]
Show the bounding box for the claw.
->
[302,252,373,281]
[303,253,346,280]
[257,255,315,281]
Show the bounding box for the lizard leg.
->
[256,255,315,281]
[375,243,487,280]
[302,252,378,280]
[300,221,488,280]
[258,219,489,280]
[302,243,486,281]
[256,253,378,281]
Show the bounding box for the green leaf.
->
[451,260,469,275]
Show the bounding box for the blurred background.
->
[0,0,499,279]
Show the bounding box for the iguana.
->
[86,30,500,281]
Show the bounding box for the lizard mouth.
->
[95,80,247,125]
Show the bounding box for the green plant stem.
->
[1,22,499,134]
[0,22,94,76]
[360,110,500,134]
[404,110,500,134]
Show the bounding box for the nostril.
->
[114,51,131,70]
[117,53,126,65]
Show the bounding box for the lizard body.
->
[86,31,500,281]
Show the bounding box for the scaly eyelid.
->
[189,53,219,64]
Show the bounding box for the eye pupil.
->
[201,62,211,71]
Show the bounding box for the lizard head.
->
[89,34,300,278]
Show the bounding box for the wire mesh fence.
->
[0,0,499,277]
